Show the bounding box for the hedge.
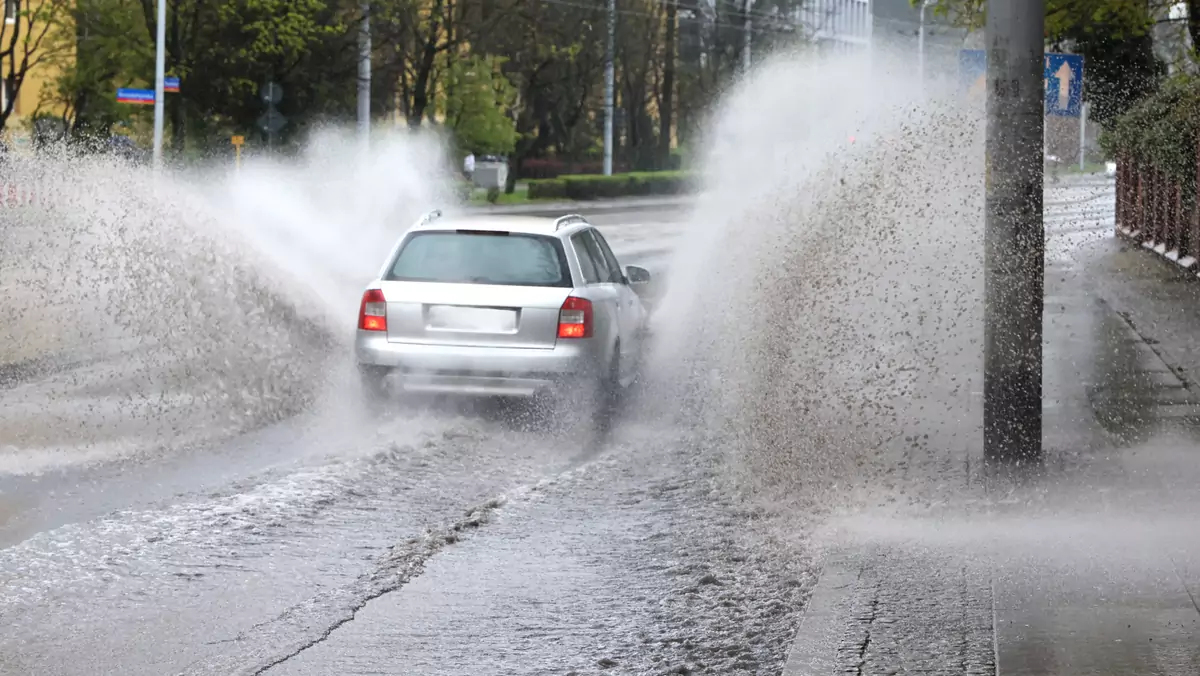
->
[527,170,697,200]
[521,158,631,179]
[521,155,683,179]
[1101,74,1200,185]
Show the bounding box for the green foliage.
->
[1102,74,1200,184]
[442,54,519,156]
[920,0,1155,37]
[42,0,152,138]
[179,0,347,144]
[35,0,779,165]
[205,0,344,97]
[528,171,696,200]
[1063,31,1163,129]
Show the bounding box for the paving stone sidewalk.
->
[785,180,1200,676]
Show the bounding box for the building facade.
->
[2,0,70,142]
[799,0,872,54]
[797,0,968,74]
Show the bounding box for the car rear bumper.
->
[355,330,597,397]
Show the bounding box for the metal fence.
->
[1115,150,1200,269]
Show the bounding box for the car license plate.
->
[426,305,517,332]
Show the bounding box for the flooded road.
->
[4,49,1193,674]
[2,202,817,676]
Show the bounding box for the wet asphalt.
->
[1,205,817,676]
[6,178,1200,676]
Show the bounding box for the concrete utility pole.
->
[983,0,1045,464]
[152,0,166,169]
[603,0,616,176]
[357,0,371,150]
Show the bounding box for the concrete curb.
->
[781,556,861,676]
[459,195,696,217]
[782,550,1001,676]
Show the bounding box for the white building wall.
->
[799,0,873,52]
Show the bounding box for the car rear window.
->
[386,231,571,287]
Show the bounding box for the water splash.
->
[0,127,452,474]
[646,47,985,516]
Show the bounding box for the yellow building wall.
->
[2,7,73,144]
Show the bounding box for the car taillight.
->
[558,296,593,339]
[358,288,387,331]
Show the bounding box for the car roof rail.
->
[416,209,443,226]
[554,214,589,230]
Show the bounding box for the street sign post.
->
[959,49,1085,118]
[261,81,283,106]
[258,81,286,152]
[231,135,245,171]
[116,88,155,105]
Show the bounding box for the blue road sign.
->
[164,76,180,93]
[116,88,155,105]
[958,50,1086,117]
[1044,53,1084,117]
[959,49,986,97]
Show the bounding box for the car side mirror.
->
[625,265,652,286]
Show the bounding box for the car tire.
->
[358,364,391,403]
[596,343,622,429]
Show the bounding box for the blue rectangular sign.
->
[959,49,986,97]
[164,76,180,92]
[958,50,1085,117]
[116,88,155,105]
[1044,53,1084,117]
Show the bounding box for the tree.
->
[658,0,677,169]
[922,0,1164,37]
[441,54,519,156]
[618,0,666,170]
[1050,11,1164,128]
[474,0,608,190]
[1,0,71,133]
[40,0,150,139]
[128,0,345,150]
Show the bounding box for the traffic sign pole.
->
[258,82,286,153]
[983,0,1045,465]
[1079,101,1089,171]
[231,135,245,172]
[152,0,166,169]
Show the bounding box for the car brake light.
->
[558,296,593,339]
[358,288,387,331]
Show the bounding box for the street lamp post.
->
[602,0,615,176]
[917,0,931,95]
[357,0,371,151]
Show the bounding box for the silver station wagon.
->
[355,210,655,411]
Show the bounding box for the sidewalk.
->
[785,181,1200,675]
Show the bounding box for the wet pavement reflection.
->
[994,208,1200,675]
